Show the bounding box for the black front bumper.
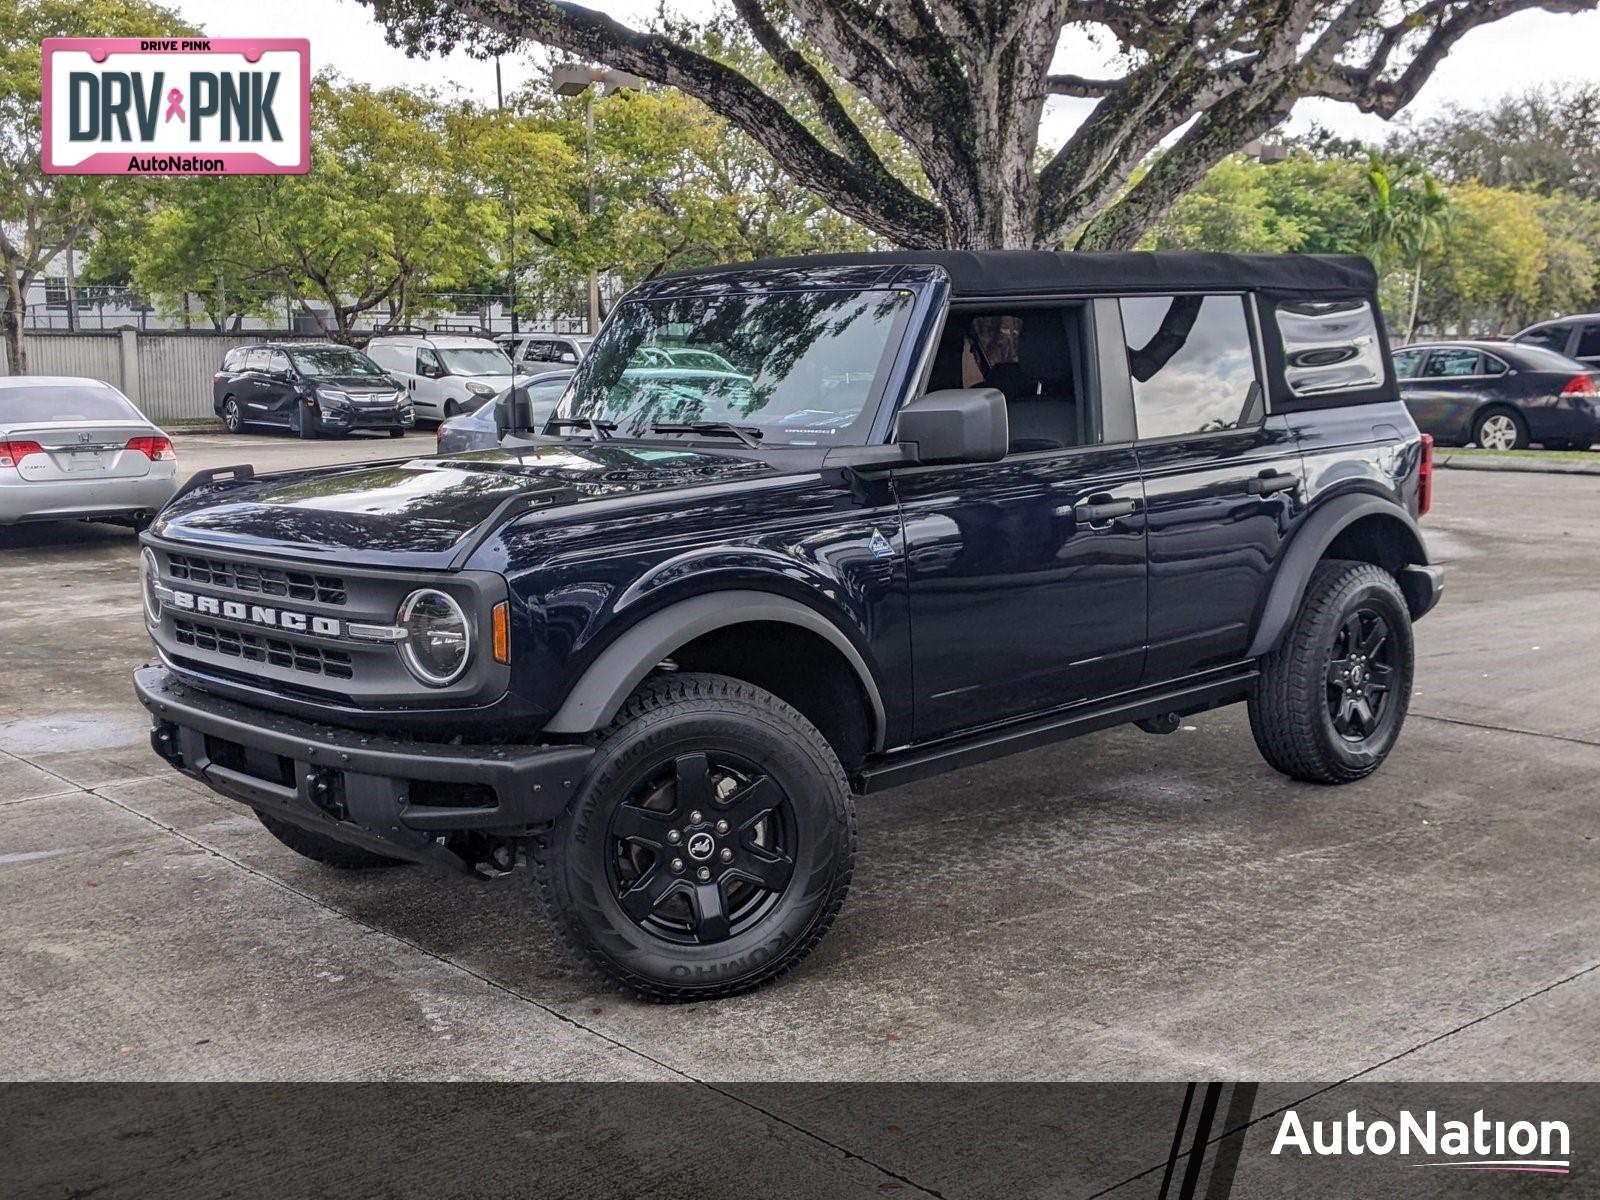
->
[134,666,593,872]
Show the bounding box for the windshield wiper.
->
[649,421,765,448]
[546,417,616,439]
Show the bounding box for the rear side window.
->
[1577,324,1600,358]
[1422,348,1479,378]
[243,348,269,373]
[1273,299,1385,396]
[222,347,246,371]
[1518,324,1572,354]
[1121,294,1261,440]
[1393,349,1423,379]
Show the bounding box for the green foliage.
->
[0,0,192,367]
[1421,183,1549,334]
[1144,152,1368,255]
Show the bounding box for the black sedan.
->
[1393,341,1600,451]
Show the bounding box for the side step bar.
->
[855,666,1257,795]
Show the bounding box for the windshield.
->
[438,347,512,376]
[1,385,140,423]
[554,287,915,445]
[291,347,385,378]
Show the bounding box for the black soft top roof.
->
[670,250,1377,298]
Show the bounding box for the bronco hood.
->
[153,441,777,568]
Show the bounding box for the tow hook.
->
[151,722,183,766]
[304,768,347,820]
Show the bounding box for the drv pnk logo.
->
[42,38,309,175]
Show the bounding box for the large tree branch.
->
[370,0,944,245]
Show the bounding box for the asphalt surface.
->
[2,431,1597,1083]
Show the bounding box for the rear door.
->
[1574,322,1600,368]
[1125,292,1306,683]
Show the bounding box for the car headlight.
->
[398,588,470,686]
[317,387,351,407]
[140,547,162,624]
[465,381,496,398]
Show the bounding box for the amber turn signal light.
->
[491,600,510,664]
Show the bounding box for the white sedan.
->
[0,376,178,529]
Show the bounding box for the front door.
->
[896,302,1147,741]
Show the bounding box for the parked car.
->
[496,332,592,370]
[1,376,177,529]
[435,371,574,455]
[1512,313,1600,368]
[366,334,517,425]
[213,342,413,439]
[1393,340,1600,450]
[135,250,1440,1001]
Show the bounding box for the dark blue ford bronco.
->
[135,251,1441,1001]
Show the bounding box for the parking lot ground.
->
[1,450,1597,1084]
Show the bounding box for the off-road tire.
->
[531,672,856,1003]
[256,811,410,869]
[1249,559,1414,784]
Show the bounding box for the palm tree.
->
[1361,156,1453,342]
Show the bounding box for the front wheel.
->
[1472,407,1527,451]
[531,673,856,1002]
[388,427,406,438]
[296,401,319,440]
[1248,560,1414,784]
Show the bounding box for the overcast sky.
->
[175,0,1600,146]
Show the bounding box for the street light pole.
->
[496,56,520,336]
[551,63,641,336]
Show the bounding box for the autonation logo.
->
[1272,1108,1571,1175]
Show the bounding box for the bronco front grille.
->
[173,618,355,680]
[166,552,347,606]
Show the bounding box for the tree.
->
[0,0,188,371]
[1420,183,1546,334]
[1361,157,1452,342]
[365,0,1600,251]
[1389,84,1600,200]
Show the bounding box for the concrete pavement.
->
[1,442,1597,1083]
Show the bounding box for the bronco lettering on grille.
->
[169,588,342,637]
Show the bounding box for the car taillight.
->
[1561,374,1598,395]
[125,435,175,461]
[0,439,43,468]
[1417,433,1433,518]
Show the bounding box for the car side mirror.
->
[894,387,1008,465]
[494,390,535,440]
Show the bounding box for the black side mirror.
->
[494,389,535,440]
[894,387,1008,465]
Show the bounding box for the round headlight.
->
[140,547,162,624]
[398,589,470,686]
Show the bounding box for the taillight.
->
[125,435,175,461]
[1561,374,1598,396]
[0,439,43,468]
[1417,434,1433,518]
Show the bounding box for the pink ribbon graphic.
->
[164,88,184,123]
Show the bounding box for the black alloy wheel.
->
[606,751,796,945]
[1326,607,1395,742]
[530,673,856,1002]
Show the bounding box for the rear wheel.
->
[1249,560,1414,784]
[221,397,243,433]
[1472,407,1527,451]
[388,427,406,438]
[256,812,410,869]
[531,673,856,1002]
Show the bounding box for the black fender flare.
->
[1246,493,1431,659]
[542,589,888,750]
